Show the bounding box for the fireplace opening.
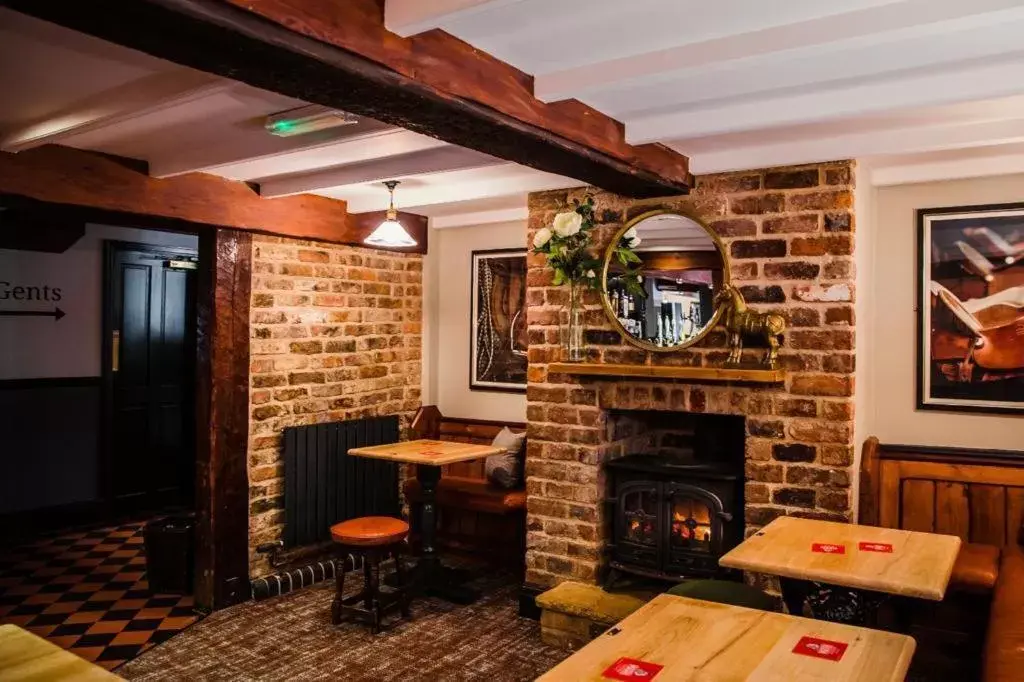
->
[604,412,744,587]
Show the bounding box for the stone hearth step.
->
[536,582,646,650]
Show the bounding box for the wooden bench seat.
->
[951,542,1002,594]
[859,437,1022,595]
[403,477,526,515]
[858,437,1024,680]
[406,406,527,572]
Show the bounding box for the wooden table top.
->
[0,624,121,681]
[347,439,502,466]
[719,516,962,600]
[538,594,915,682]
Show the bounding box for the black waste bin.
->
[144,513,195,595]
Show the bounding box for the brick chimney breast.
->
[524,162,856,589]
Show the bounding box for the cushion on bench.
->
[403,476,526,515]
[537,581,645,626]
[950,542,1001,594]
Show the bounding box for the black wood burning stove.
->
[605,454,743,585]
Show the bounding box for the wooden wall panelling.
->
[901,480,936,533]
[866,441,1024,548]
[970,485,1007,546]
[879,459,903,529]
[894,460,1024,487]
[1006,487,1024,546]
[935,481,970,541]
[2,0,691,198]
[859,436,881,527]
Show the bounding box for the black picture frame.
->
[916,202,1024,415]
[470,248,527,393]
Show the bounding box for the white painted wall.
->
[852,163,876,519]
[0,224,197,379]
[428,220,527,422]
[867,173,1024,450]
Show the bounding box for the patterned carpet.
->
[119,573,568,681]
[0,520,200,671]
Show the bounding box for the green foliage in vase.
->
[531,196,645,294]
[609,224,647,298]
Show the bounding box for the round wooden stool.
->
[330,516,411,633]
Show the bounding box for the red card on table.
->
[811,542,846,554]
[859,541,893,553]
[792,636,848,661]
[602,657,664,680]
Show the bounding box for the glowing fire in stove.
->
[628,517,653,539]
[672,499,712,542]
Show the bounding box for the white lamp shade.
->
[364,217,417,248]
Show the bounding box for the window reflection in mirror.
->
[605,213,725,349]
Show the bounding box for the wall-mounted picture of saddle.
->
[470,249,527,392]
[918,202,1024,414]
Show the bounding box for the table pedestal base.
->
[780,578,913,632]
[393,465,480,604]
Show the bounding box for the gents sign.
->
[0,280,63,301]
[0,280,65,321]
[0,308,64,321]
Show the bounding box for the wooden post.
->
[194,228,252,609]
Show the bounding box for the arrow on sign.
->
[0,307,65,321]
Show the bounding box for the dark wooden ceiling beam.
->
[0,146,427,253]
[1,0,691,198]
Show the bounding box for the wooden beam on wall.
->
[0,145,427,253]
[1,0,692,198]
[194,227,252,610]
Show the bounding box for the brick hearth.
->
[524,161,857,588]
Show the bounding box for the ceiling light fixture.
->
[364,180,417,248]
[264,105,358,137]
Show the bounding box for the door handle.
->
[112,330,120,372]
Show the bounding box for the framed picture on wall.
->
[917,202,1024,414]
[470,249,528,392]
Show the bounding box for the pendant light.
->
[364,180,417,248]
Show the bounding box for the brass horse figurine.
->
[714,285,786,368]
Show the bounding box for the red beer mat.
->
[859,541,893,553]
[792,636,848,661]
[811,542,846,554]
[602,657,664,680]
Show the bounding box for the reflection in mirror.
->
[605,213,725,350]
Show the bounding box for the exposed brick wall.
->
[246,236,423,576]
[525,161,857,588]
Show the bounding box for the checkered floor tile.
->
[0,520,201,671]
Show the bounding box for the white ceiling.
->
[3,2,1024,230]
[387,0,1024,186]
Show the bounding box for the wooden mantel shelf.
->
[548,362,786,384]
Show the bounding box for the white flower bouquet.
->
[531,197,602,289]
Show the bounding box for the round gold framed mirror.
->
[601,209,730,352]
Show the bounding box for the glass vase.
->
[562,283,586,363]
